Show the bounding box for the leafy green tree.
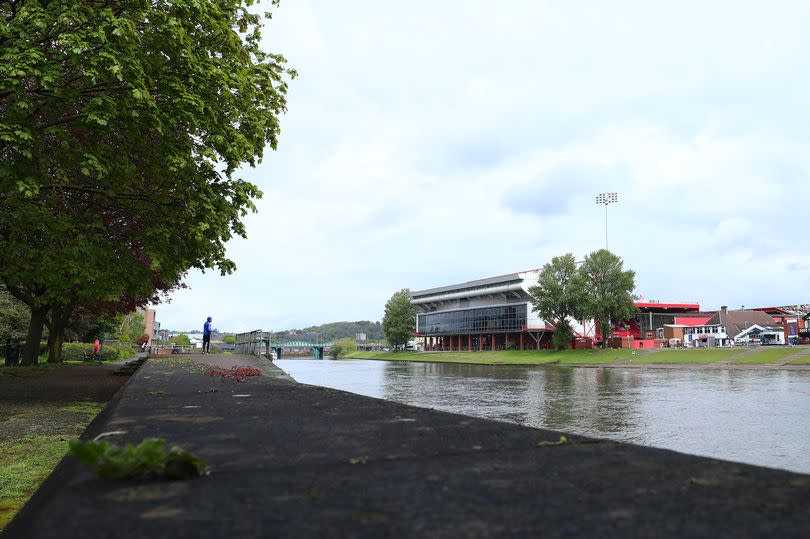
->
[329,337,356,359]
[382,289,417,351]
[0,287,29,343]
[115,311,145,344]
[170,334,191,346]
[528,253,588,350]
[222,335,236,345]
[578,249,637,346]
[0,1,294,364]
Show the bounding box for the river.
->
[276,359,810,475]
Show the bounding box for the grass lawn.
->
[789,354,810,365]
[0,400,104,530]
[0,435,73,529]
[345,347,799,366]
[735,347,800,364]
[631,349,740,364]
[348,349,637,365]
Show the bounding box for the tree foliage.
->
[0,286,29,342]
[274,321,384,342]
[579,249,637,345]
[528,253,587,350]
[330,337,356,360]
[114,311,145,344]
[170,333,191,346]
[382,289,417,350]
[0,1,294,364]
[529,250,636,348]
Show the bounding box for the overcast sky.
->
[158,1,810,332]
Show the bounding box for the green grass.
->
[0,400,105,530]
[734,347,800,364]
[0,435,72,530]
[789,353,810,365]
[347,349,636,365]
[349,347,810,366]
[632,349,740,364]
[58,401,105,415]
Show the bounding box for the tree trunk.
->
[47,305,71,363]
[22,306,48,366]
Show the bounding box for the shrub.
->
[61,342,137,362]
[62,343,95,361]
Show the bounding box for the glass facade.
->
[418,304,528,335]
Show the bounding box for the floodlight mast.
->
[595,192,618,250]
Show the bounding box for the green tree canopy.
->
[330,337,356,360]
[382,289,417,351]
[222,335,236,345]
[170,334,191,346]
[0,286,29,343]
[0,1,294,364]
[579,249,637,345]
[528,253,587,350]
[114,311,145,344]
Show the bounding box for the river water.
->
[276,359,810,475]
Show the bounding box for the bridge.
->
[234,330,332,359]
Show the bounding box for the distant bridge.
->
[234,330,332,359]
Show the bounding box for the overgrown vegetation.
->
[330,337,357,360]
[69,438,206,480]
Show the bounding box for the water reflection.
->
[277,359,810,474]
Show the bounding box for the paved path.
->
[6,354,810,538]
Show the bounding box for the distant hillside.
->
[274,321,384,342]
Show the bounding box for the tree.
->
[0,287,29,343]
[1,1,294,364]
[222,335,236,345]
[114,311,145,344]
[170,334,191,346]
[329,337,356,360]
[578,249,637,346]
[382,289,417,351]
[528,253,587,350]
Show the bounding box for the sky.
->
[158,0,810,332]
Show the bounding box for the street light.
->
[595,192,618,250]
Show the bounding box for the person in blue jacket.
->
[202,316,213,354]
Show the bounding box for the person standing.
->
[202,316,213,354]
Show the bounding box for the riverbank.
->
[6,353,810,537]
[347,346,810,367]
[0,365,127,530]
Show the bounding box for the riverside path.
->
[5,353,810,538]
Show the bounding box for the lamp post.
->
[595,192,618,250]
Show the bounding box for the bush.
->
[62,342,137,362]
[551,321,574,351]
[330,337,356,360]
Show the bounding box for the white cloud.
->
[157,1,810,331]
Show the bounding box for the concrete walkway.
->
[6,354,810,538]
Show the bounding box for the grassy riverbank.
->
[0,366,125,530]
[347,346,810,366]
